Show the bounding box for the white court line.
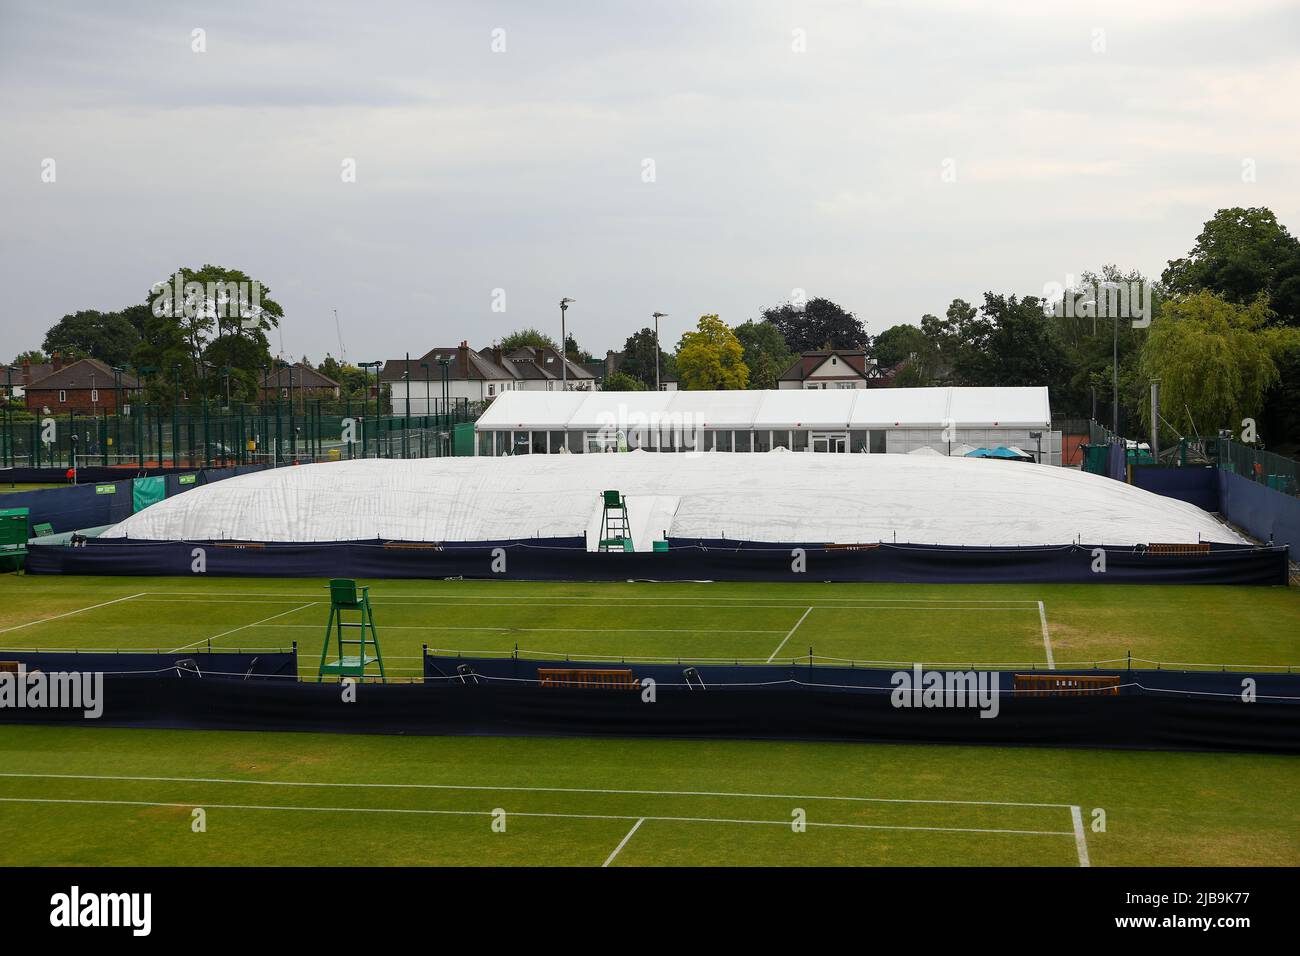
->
[1071,805,1090,867]
[252,624,787,634]
[603,817,645,867]
[0,771,1075,809]
[135,599,1039,612]
[139,590,1042,604]
[0,798,1073,839]
[767,607,813,663]
[168,603,316,653]
[0,593,146,636]
[1038,601,1055,671]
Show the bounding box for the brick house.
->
[23,356,141,414]
[257,363,342,404]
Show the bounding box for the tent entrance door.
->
[811,432,847,453]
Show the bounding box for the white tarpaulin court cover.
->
[104,452,1245,549]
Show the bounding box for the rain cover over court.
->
[101,451,1246,549]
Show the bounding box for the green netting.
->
[132,476,166,512]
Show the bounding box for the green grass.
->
[0,574,1297,866]
[0,482,63,493]
[0,725,1296,866]
[1,576,1297,676]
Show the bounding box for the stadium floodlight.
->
[652,312,668,391]
[559,298,575,389]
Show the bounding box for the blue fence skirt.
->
[23,537,1289,585]
[0,650,1294,754]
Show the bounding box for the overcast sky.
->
[2,0,1298,364]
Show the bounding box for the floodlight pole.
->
[1111,314,1119,438]
[404,352,412,459]
[652,312,668,391]
[1150,379,1160,462]
[559,298,575,389]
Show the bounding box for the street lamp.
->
[559,297,575,389]
[652,312,668,391]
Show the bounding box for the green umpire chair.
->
[316,578,386,682]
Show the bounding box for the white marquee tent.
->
[473,387,1060,460]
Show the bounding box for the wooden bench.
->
[1147,543,1212,555]
[537,668,638,690]
[1013,673,1121,697]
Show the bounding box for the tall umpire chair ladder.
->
[598,489,633,552]
[317,578,386,683]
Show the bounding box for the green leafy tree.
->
[499,328,558,350]
[1042,265,1160,423]
[1163,208,1300,325]
[601,370,647,391]
[761,297,867,352]
[42,309,141,366]
[734,320,795,389]
[675,315,749,390]
[873,324,931,370]
[619,328,673,388]
[929,293,1068,390]
[10,350,47,366]
[1162,208,1300,451]
[918,298,979,381]
[564,333,593,364]
[135,265,282,406]
[318,355,371,400]
[1139,291,1297,441]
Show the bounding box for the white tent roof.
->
[477,386,1052,431]
[104,451,1244,547]
[754,390,857,428]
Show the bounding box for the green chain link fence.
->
[0,398,475,470]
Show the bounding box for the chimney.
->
[492,346,503,368]
[457,341,469,376]
[21,357,30,386]
[52,350,64,372]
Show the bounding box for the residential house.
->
[777,350,887,390]
[22,356,141,414]
[258,363,342,405]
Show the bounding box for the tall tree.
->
[1162,207,1300,450]
[734,320,795,389]
[601,370,647,392]
[619,327,672,389]
[674,315,749,390]
[499,328,558,350]
[918,298,980,381]
[930,293,1068,389]
[873,323,930,370]
[1042,265,1159,422]
[564,333,592,364]
[1162,207,1300,325]
[760,297,867,352]
[1139,291,1297,441]
[136,265,282,406]
[42,309,141,366]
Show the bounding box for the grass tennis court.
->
[0,574,1297,866]
[1,577,1297,676]
[1,725,1297,867]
